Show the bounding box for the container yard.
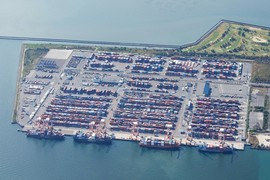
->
[110,92,183,135]
[201,60,240,80]
[15,48,252,150]
[189,98,242,141]
[166,58,199,77]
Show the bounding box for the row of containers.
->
[68,52,133,70]
[202,60,239,79]
[127,80,178,91]
[60,86,118,97]
[94,54,168,66]
[35,74,53,79]
[83,53,133,71]
[130,76,179,83]
[110,90,183,135]
[132,63,164,72]
[188,98,241,141]
[130,58,199,75]
[24,84,45,95]
[95,52,133,63]
[36,59,59,70]
[128,87,170,94]
[128,77,179,92]
[24,80,50,86]
[38,94,112,129]
[165,60,199,77]
[131,56,166,72]
[66,55,87,68]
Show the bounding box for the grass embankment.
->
[24,43,182,57]
[183,22,270,58]
[13,45,49,122]
[263,95,270,129]
[13,46,49,123]
[25,43,95,51]
[22,48,49,78]
[182,21,270,83]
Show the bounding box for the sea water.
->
[0,1,270,179]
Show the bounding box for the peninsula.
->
[13,20,270,151]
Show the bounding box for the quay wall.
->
[19,126,245,150]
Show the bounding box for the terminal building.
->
[203,81,211,97]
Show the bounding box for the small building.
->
[187,100,193,110]
[102,79,118,85]
[203,81,211,97]
[249,112,264,130]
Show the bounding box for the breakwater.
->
[0,36,180,49]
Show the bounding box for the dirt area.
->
[248,133,259,147]
[252,36,267,43]
[251,62,270,83]
[249,132,270,150]
[256,134,270,149]
[249,27,262,31]
[253,87,268,94]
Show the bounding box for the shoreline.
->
[12,44,26,124]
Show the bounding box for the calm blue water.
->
[0,1,270,179]
[0,0,270,45]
